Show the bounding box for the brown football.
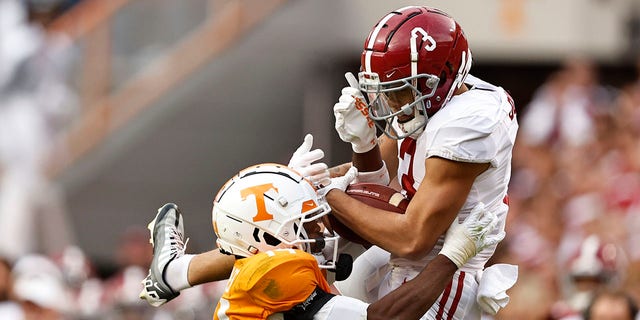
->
[327,183,409,247]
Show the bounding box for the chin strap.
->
[397,115,426,139]
[389,101,427,139]
[328,253,353,281]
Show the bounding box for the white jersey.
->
[393,74,518,271]
[376,75,518,320]
[266,296,369,320]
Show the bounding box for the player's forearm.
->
[326,190,422,258]
[328,163,352,178]
[187,250,235,285]
[366,254,457,320]
[352,144,383,172]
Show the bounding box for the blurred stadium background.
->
[1,0,639,319]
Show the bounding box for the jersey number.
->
[506,92,516,120]
[399,138,417,198]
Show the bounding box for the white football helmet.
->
[212,163,339,269]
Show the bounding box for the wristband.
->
[440,232,475,268]
[355,161,390,186]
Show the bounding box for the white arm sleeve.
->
[314,296,368,320]
[333,245,390,303]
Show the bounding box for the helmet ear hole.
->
[263,232,281,246]
[438,71,447,88]
[294,222,309,240]
[445,61,454,75]
[292,222,299,235]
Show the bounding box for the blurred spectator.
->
[584,289,638,320]
[99,226,222,319]
[520,57,614,149]
[0,0,77,260]
[626,2,640,58]
[101,227,155,319]
[0,254,73,320]
[52,246,105,319]
[27,0,82,26]
[551,235,628,319]
[615,54,640,311]
[0,257,12,302]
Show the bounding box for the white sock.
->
[165,254,194,291]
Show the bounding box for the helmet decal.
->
[239,183,277,222]
[410,27,436,77]
[300,199,318,213]
[364,6,418,73]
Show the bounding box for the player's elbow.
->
[393,238,431,260]
[366,305,397,320]
[395,248,426,261]
[393,226,438,259]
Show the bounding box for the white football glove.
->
[334,72,377,154]
[288,134,331,188]
[317,166,358,198]
[440,203,505,268]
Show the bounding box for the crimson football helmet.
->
[359,6,472,139]
[560,235,628,311]
[568,235,625,283]
[211,163,339,269]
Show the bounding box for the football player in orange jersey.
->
[141,163,503,319]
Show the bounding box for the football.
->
[327,183,409,247]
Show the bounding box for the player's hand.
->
[334,72,377,153]
[440,203,505,267]
[317,166,358,198]
[288,134,330,188]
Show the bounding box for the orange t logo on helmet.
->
[241,184,277,222]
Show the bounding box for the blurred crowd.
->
[0,229,226,320]
[0,1,224,319]
[495,56,640,319]
[1,0,640,319]
[0,0,76,269]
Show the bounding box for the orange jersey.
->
[213,249,331,320]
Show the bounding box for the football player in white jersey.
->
[322,5,519,320]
